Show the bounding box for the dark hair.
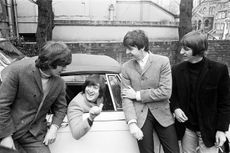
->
[35,41,72,70]
[123,29,149,52]
[82,74,106,98]
[180,31,208,56]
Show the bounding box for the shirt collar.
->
[137,53,149,66]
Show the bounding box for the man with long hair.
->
[170,31,230,152]
[0,41,72,153]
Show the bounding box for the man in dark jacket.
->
[0,41,72,153]
[170,31,230,153]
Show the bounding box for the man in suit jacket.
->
[0,41,72,153]
[121,30,179,153]
[170,31,230,153]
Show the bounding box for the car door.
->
[105,74,164,153]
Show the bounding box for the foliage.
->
[9,36,38,57]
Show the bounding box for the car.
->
[49,54,164,153]
[0,38,24,79]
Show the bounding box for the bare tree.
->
[179,0,193,40]
[175,0,193,63]
[29,0,54,51]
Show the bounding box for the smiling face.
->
[126,46,144,61]
[85,84,100,103]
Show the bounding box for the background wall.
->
[21,40,230,73]
[16,0,178,42]
[53,20,178,42]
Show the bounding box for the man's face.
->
[180,46,196,62]
[126,46,144,61]
[50,65,66,76]
[85,84,100,103]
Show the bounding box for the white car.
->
[49,54,164,153]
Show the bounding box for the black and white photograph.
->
[0,0,230,153]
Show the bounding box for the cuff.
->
[128,119,137,125]
[136,91,141,101]
[51,124,59,129]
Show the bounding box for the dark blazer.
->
[121,53,174,128]
[0,57,67,140]
[170,57,230,147]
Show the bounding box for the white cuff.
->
[136,91,141,101]
[51,124,59,129]
[128,119,137,125]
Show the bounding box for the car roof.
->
[61,54,121,75]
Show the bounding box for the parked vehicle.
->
[48,53,164,153]
[0,52,163,153]
[0,38,24,79]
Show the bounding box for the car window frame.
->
[105,74,122,111]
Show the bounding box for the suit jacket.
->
[121,53,174,128]
[67,92,103,140]
[0,57,67,140]
[170,57,230,147]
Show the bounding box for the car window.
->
[106,74,122,111]
[62,74,115,111]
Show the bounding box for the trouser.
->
[14,131,50,153]
[137,110,180,153]
[182,128,219,153]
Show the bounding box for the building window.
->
[198,20,202,30]
[205,19,209,27]
[221,23,225,30]
[228,22,230,34]
[209,7,215,15]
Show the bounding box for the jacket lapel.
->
[180,62,190,98]
[133,60,142,75]
[44,77,56,100]
[196,58,209,92]
[141,55,152,76]
[32,67,43,93]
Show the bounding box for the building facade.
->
[15,0,179,42]
[192,0,230,40]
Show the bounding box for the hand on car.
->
[215,131,226,147]
[43,124,58,145]
[121,86,136,99]
[0,135,16,150]
[129,122,144,141]
[174,108,188,123]
[89,104,103,121]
